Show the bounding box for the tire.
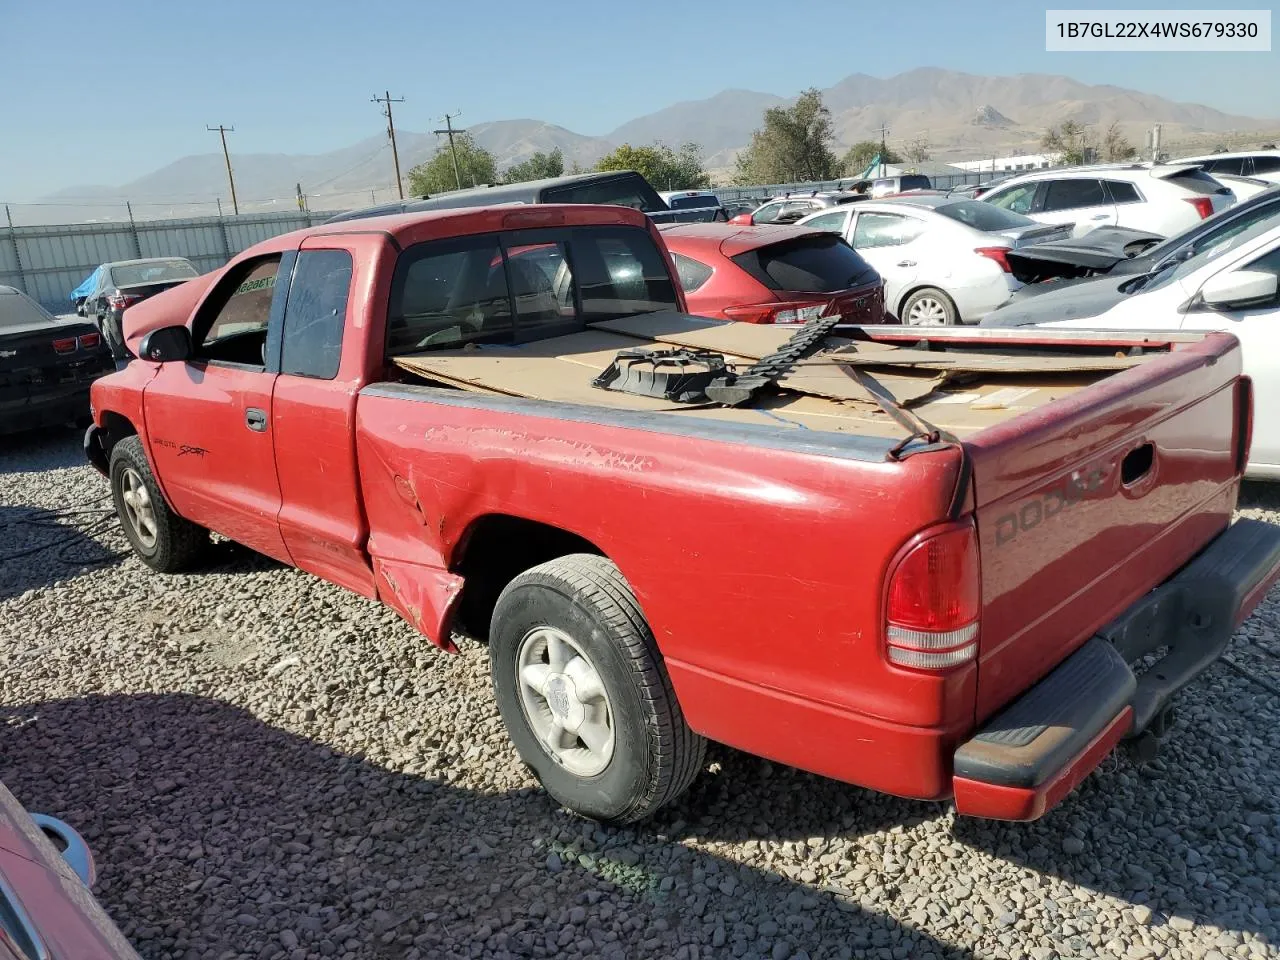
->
[901,287,959,326]
[490,554,706,824]
[109,436,209,572]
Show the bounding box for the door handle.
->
[245,408,268,432]
[1091,214,1109,220]
[897,260,916,267]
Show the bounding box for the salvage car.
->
[327,170,725,226]
[982,164,1235,238]
[0,285,114,434]
[658,222,884,324]
[1177,149,1280,185]
[730,190,867,226]
[81,258,200,361]
[87,203,1279,826]
[0,779,140,957]
[987,217,1280,479]
[795,196,1072,324]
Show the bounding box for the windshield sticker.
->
[232,275,276,297]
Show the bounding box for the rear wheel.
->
[109,437,209,572]
[490,555,705,823]
[902,287,959,326]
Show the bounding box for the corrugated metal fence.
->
[2,212,339,313]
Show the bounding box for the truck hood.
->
[980,274,1134,328]
[123,272,215,354]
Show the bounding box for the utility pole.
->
[372,91,406,199]
[434,111,465,190]
[207,125,239,215]
[876,123,890,178]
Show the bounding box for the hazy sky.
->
[2,0,1277,200]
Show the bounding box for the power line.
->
[206,125,239,215]
[372,92,406,199]
[433,111,465,190]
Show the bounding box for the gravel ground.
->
[1,429,1278,960]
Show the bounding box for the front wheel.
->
[109,436,209,572]
[902,287,959,326]
[490,555,706,823]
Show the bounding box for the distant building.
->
[951,153,1062,175]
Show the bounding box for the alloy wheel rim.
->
[120,467,158,549]
[907,297,948,325]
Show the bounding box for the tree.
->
[1102,122,1137,162]
[734,89,839,185]
[1041,120,1097,166]
[905,138,931,163]
[840,140,903,177]
[594,142,709,189]
[503,149,564,184]
[406,133,497,195]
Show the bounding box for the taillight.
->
[1184,197,1214,220]
[52,336,77,354]
[78,332,101,350]
[974,246,1012,273]
[107,292,143,311]
[723,300,832,324]
[885,522,980,670]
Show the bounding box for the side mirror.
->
[1199,270,1278,310]
[729,213,754,226]
[138,325,192,363]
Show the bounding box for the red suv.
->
[659,222,885,324]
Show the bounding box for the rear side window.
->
[732,235,877,292]
[1105,181,1142,204]
[1252,156,1280,174]
[1042,179,1106,211]
[575,230,679,321]
[852,213,925,249]
[388,235,512,353]
[671,253,714,292]
[281,250,352,380]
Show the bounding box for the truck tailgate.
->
[964,332,1248,722]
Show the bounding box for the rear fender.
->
[373,557,463,653]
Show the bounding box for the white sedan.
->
[1030,217,1280,479]
[795,196,1071,325]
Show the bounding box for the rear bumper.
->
[953,517,1280,820]
[0,385,94,434]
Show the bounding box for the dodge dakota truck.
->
[86,203,1280,825]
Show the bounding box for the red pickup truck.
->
[86,203,1280,825]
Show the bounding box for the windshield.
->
[0,289,56,327]
[110,260,198,287]
[1144,193,1280,267]
[731,235,878,292]
[934,200,1036,231]
[1129,215,1279,294]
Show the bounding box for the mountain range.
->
[31,68,1278,224]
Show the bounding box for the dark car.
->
[0,285,115,433]
[82,257,200,361]
[1000,184,1280,304]
[869,174,933,198]
[326,170,726,226]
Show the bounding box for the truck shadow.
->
[0,692,974,960]
[0,503,122,602]
[0,425,87,474]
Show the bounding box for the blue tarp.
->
[70,265,104,302]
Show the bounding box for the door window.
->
[851,213,925,249]
[1042,179,1107,211]
[280,250,352,380]
[985,182,1039,214]
[195,256,281,367]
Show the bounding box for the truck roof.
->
[247,203,655,257]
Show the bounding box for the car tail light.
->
[1184,197,1214,220]
[974,247,1012,273]
[107,292,143,311]
[78,332,101,350]
[52,336,77,354]
[723,300,832,324]
[885,522,980,670]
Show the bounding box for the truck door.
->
[269,239,379,597]
[142,254,292,563]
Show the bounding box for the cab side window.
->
[280,250,352,380]
[194,256,281,368]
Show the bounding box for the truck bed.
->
[390,315,1183,441]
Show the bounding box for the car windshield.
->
[1129,216,1280,294]
[0,289,56,327]
[1143,192,1280,267]
[110,260,198,287]
[934,200,1036,231]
